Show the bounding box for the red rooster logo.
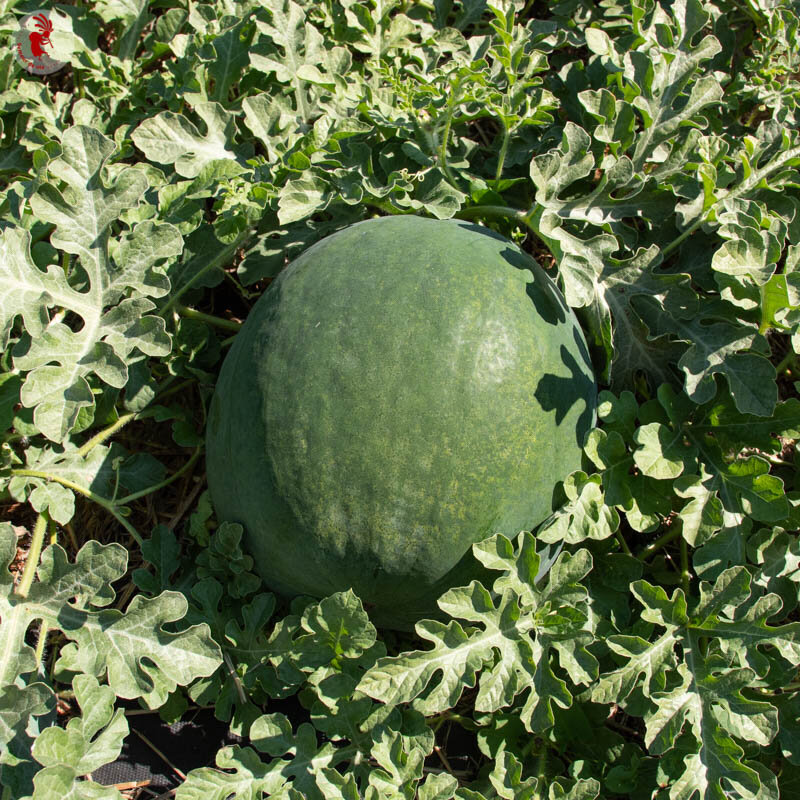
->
[13,10,66,74]
[28,13,53,59]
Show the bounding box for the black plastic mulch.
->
[92,704,242,792]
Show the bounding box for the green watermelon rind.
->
[206,215,596,629]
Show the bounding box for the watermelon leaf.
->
[358,537,596,732]
[2,127,181,442]
[30,675,128,800]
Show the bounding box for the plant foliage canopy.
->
[2,0,800,798]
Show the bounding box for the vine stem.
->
[660,219,702,259]
[494,123,511,183]
[224,651,248,705]
[33,520,57,670]
[10,470,143,545]
[680,538,690,597]
[365,198,415,216]
[728,0,766,24]
[175,304,243,332]
[116,448,203,506]
[75,412,137,458]
[439,82,459,184]
[10,373,206,546]
[73,65,85,100]
[776,350,798,375]
[636,525,682,560]
[455,204,538,234]
[17,512,49,598]
[434,744,455,776]
[156,377,194,401]
[132,730,188,782]
[430,715,447,733]
[74,398,174,460]
[11,448,202,537]
[615,530,632,556]
[158,229,255,317]
[745,106,764,128]
[763,453,793,467]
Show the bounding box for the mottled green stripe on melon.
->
[206,215,596,628]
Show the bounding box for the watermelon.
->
[206,215,596,628]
